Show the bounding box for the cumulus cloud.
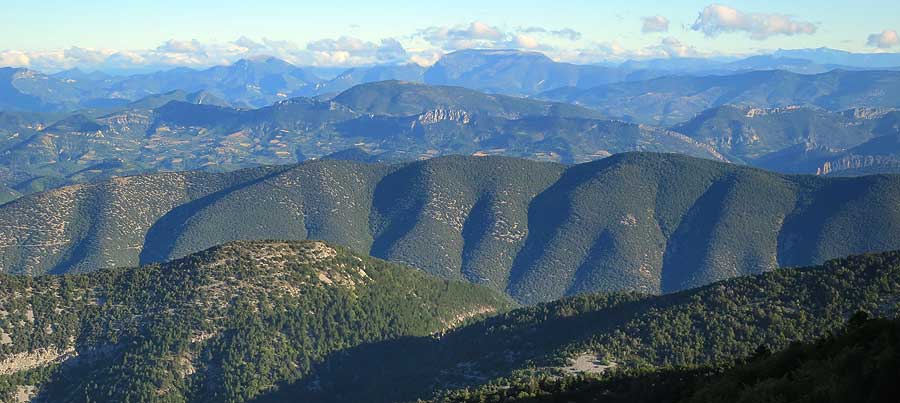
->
[691,4,817,39]
[867,30,900,49]
[416,21,505,50]
[641,16,670,33]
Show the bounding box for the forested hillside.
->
[425,314,900,403]
[256,249,900,402]
[5,153,900,303]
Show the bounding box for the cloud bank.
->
[691,4,817,39]
[0,21,590,72]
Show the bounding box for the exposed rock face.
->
[417,109,472,125]
[744,105,804,117]
[818,154,900,175]
[0,346,76,375]
[847,107,897,120]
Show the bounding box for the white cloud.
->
[691,4,817,39]
[520,27,582,41]
[867,30,900,49]
[0,21,744,72]
[642,16,670,33]
[417,21,506,50]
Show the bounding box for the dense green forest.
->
[425,313,900,403]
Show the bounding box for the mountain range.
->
[3,153,900,304]
[0,80,731,195]
[3,48,900,115]
[4,75,900,202]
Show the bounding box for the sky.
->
[1,0,898,72]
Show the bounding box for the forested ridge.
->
[425,313,900,403]
[0,240,511,402]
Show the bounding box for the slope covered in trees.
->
[425,314,900,403]
[4,153,900,303]
[2,241,897,402]
[256,249,900,402]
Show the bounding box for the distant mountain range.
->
[3,48,900,114]
[4,153,900,304]
[672,105,900,174]
[539,69,900,125]
[2,49,900,200]
[4,77,900,201]
[0,80,729,195]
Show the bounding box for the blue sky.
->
[2,0,898,71]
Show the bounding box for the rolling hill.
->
[4,153,900,304]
